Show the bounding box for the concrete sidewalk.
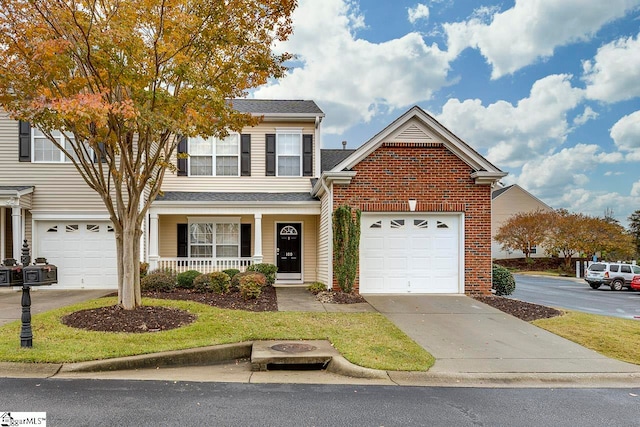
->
[1,288,640,387]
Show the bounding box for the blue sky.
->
[253,0,640,226]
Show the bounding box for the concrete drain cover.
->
[270,343,317,353]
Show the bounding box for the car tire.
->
[610,279,624,291]
[589,283,601,290]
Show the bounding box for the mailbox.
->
[0,259,24,287]
[23,258,57,287]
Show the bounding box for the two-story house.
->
[0,100,506,294]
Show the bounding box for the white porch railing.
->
[156,257,255,274]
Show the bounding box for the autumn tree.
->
[628,210,640,258]
[0,0,296,309]
[494,209,551,260]
[544,209,587,269]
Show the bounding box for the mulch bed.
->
[473,296,563,322]
[62,285,563,334]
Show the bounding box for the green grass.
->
[0,297,434,371]
[533,311,640,365]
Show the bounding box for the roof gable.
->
[492,184,553,210]
[331,106,505,182]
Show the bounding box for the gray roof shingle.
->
[228,99,324,116]
[321,149,356,172]
[156,192,318,202]
[491,185,514,199]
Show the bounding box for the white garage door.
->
[37,221,117,289]
[360,214,461,294]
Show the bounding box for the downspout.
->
[321,177,333,290]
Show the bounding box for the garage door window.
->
[414,219,428,228]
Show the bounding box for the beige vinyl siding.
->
[317,191,331,286]
[492,186,553,259]
[0,114,108,212]
[160,121,317,193]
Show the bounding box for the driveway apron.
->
[363,294,640,374]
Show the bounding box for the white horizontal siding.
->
[0,113,111,212]
[161,120,318,193]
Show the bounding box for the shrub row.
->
[140,264,275,300]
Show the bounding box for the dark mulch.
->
[61,305,197,333]
[144,286,278,312]
[473,296,563,321]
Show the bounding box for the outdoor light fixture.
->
[408,199,417,212]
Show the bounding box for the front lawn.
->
[533,311,640,365]
[0,297,434,371]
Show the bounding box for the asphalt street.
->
[512,274,640,319]
[1,378,639,427]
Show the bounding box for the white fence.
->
[156,257,254,274]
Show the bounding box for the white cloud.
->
[408,4,430,24]
[444,0,640,79]
[437,74,584,168]
[583,34,640,102]
[253,0,451,136]
[632,180,640,197]
[610,110,640,159]
[573,106,598,126]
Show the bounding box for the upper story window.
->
[276,132,302,176]
[33,128,80,163]
[189,134,239,176]
[266,131,313,177]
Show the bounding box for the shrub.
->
[193,272,231,294]
[209,271,231,294]
[231,271,267,289]
[307,282,327,294]
[246,263,277,285]
[492,264,516,296]
[140,271,176,292]
[238,272,266,299]
[222,269,240,280]
[176,270,201,289]
[139,262,149,279]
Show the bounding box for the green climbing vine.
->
[333,205,361,293]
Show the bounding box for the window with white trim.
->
[33,128,82,163]
[188,220,239,258]
[277,132,302,176]
[189,134,239,176]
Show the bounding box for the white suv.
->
[585,262,640,291]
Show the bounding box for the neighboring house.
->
[491,184,553,259]
[0,102,506,294]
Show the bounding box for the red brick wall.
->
[332,142,492,295]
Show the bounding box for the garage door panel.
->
[37,221,117,290]
[360,213,460,294]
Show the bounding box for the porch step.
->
[250,340,339,371]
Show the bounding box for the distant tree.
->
[494,209,551,260]
[628,210,640,258]
[544,209,587,269]
[0,0,296,309]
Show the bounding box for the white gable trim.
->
[332,106,506,183]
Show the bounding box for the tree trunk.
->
[118,218,142,309]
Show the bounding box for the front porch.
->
[146,192,322,283]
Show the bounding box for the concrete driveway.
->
[363,294,640,375]
[0,288,112,326]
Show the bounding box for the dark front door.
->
[277,223,302,278]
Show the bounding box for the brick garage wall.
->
[332,142,492,295]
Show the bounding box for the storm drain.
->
[250,340,339,371]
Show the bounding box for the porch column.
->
[1,208,5,261]
[148,212,159,270]
[253,213,263,264]
[11,205,21,261]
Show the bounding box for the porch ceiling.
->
[155,192,318,203]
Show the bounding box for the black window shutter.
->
[93,142,107,163]
[241,134,251,176]
[302,134,313,176]
[18,120,31,162]
[265,134,276,176]
[177,224,188,257]
[177,136,188,176]
[240,224,252,258]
